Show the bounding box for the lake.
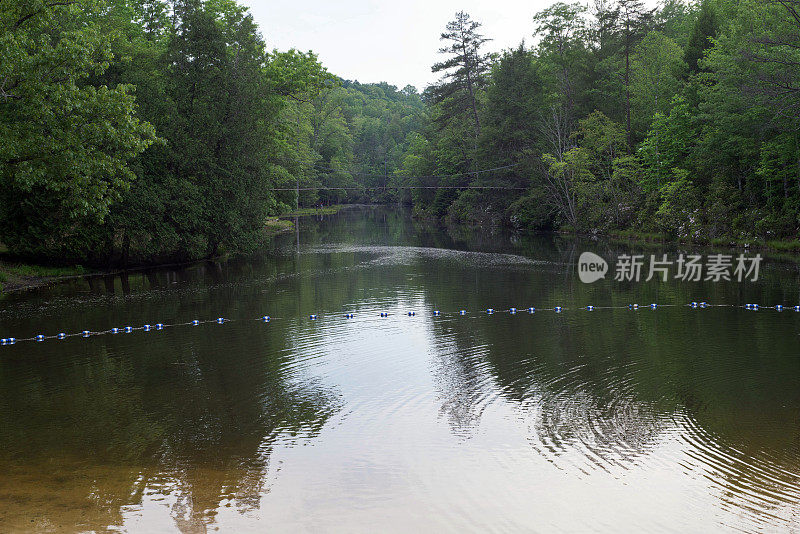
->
[1,206,799,532]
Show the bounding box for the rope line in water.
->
[1,302,796,347]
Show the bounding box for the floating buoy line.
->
[1,302,797,347]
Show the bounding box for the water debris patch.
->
[306,245,541,268]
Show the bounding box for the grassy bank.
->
[0,220,295,295]
[281,204,344,217]
[0,262,88,294]
[264,217,294,237]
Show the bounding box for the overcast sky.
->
[241,0,555,91]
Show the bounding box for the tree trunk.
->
[625,19,632,153]
[460,30,481,142]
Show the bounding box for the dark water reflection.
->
[1,206,800,532]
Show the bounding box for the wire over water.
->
[269,162,527,190]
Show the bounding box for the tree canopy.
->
[3,0,800,264]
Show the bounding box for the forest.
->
[2,0,800,265]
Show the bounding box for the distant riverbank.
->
[0,206,354,295]
[600,229,800,256]
[5,203,800,296]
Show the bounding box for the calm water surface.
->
[1,206,800,532]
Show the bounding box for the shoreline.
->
[279,204,346,217]
[0,217,299,296]
[594,229,800,256]
[6,206,800,295]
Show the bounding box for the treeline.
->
[399,0,800,242]
[291,80,425,207]
[1,0,423,264]
[4,0,800,267]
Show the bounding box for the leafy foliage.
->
[0,0,156,258]
[405,1,800,243]
[4,0,800,263]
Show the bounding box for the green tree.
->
[430,11,491,145]
[455,45,545,225]
[631,31,685,129]
[572,111,629,227]
[684,0,718,74]
[533,2,589,125]
[638,96,696,192]
[0,0,156,258]
[600,0,656,150]
[266,49,335,210]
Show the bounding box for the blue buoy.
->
[82,331,90,337]
[143,324,151,331]
[345,313,354,318]
[380,312,388,317]
[555,306,563,312]
[776,305,784,311]
[309,314,318,320]
[459,310,467,315]
[795,306,800,312]
[112,327,120,334]
[57,333,66,339]
[650,303,657,309]
[690,302,698,308]
[216,318,225,324]
[1,339,6,345]
[124,326,133,333]
[527,307,535,313]
[509,307,517,314]
[433,310,441,316]
[753,304,760,310]
[586,305,594,311]
[36,334,45,342]
[156,323,164,330]
[486,308,494,314]
[8,338,15,344]
[192,320,200,326]
[700,302,708,308]
[408,311,415,316]
[261,316,271,322]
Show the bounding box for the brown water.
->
[1,206,800,532]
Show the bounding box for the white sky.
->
[241,0,555,91]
